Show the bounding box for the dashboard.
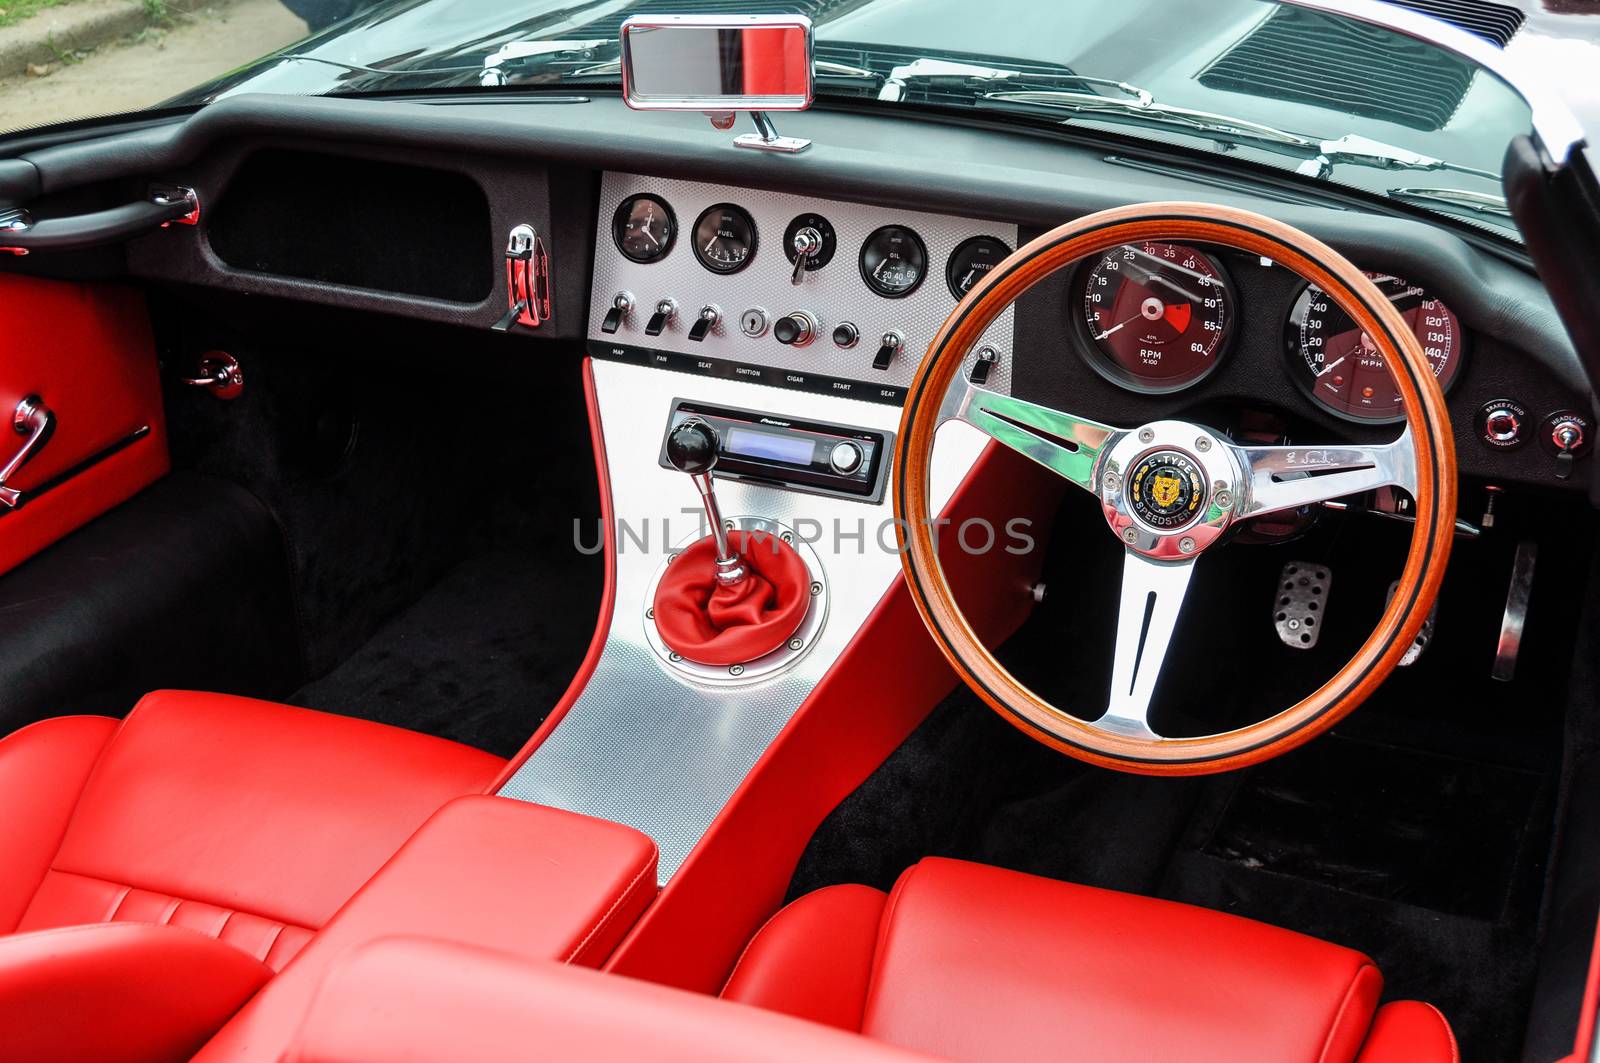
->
[54,93,1583,494]
[584,167,1590,492]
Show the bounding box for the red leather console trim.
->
[492,358,617,788]
[1570,912,1600,1063]
[0,922,270,1063]
[0,275,170,577]
[606,441,1062,993]
[721,882,886,1031]
[40,690,503,931]
[0,715,117,932]
[285,937,937,1063]
[196,795,658,1063]
[1355,1001,1460,1063]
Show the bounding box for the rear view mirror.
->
[620,14,814,152]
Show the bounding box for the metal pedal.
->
[1275,562,1330,650]
[1385,580,1439,666]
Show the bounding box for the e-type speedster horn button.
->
[1128,450,1206,531]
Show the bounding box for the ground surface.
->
[0,0,304,131]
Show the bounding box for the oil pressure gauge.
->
[860,225,928,298]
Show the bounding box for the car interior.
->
[3,2,1600,1061]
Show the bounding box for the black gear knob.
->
[666,419,720,476]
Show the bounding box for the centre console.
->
[496,173,1016,882]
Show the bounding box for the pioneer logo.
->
[758,417,793,428]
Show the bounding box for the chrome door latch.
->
[183,351,244,400]
[493,224,551,333]
[0,395,54,509]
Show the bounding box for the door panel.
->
[0,274,168,576]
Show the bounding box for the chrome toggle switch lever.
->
[790,226,823,284]
[665,418,746,587]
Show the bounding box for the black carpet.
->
[792,487,1589,1062]
[289,548,600,758]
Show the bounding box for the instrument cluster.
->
[612,191,1010,303]
[593,176,1020,405]
[1066,240,1466,425]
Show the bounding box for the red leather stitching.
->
[564,854,658,967]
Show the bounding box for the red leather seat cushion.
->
[0,922,271,1063]
[0,690,504,968]
[723,858,1456,1063]
[287,937,938,1063]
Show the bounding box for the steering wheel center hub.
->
[1097,421,1239,560]
[1128,450,1205,529]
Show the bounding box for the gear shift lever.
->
[665,418,747,587]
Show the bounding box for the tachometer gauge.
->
[1285,273,1464,423]
[692,203,757,274]
[859,225,928,298]
[1076,242,1235,392]
[612,193,676,264]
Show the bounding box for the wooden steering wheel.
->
[894,203,1457,775]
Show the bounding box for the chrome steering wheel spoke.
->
[1234,429,1415,519]
[1096,548,1196,740]
[941,380,1118,493]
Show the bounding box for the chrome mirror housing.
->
[619,14,815,153]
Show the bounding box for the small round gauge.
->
[1076,242,1235,392]
[1285,273,1465,423]
[947,235,1011,299]
[859,225,928,298]
[692,203,757,275]
[784,213,837,273]
[612,194,675,264]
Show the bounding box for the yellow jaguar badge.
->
[1150,472,1183,509]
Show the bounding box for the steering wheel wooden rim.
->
[894,203,1456,775]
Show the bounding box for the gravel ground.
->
[0,0,306,132]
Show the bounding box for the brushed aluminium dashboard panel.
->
[588,172,1018,399]
[497,358,987,882]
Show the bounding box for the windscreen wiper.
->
[1387,186,1512,218]
[974,87,1498,182]
[480,39,614,86]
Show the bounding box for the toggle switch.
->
[873,330,905,371]
[688,305,720,342]
[601,292,634,334]
[969,345,1000,385]
[645,298,677,337]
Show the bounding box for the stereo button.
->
[829,441,864,475]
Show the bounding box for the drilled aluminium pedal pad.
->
[1386,580,1438,666]
[1275,562,1330,650]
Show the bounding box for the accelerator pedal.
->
[1275,562,1330,650]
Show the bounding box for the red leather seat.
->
[722,857,1457,1063]
[0,690,504,969]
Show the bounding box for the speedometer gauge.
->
[1075,242,1235,392]
[1285,273,1464,423]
